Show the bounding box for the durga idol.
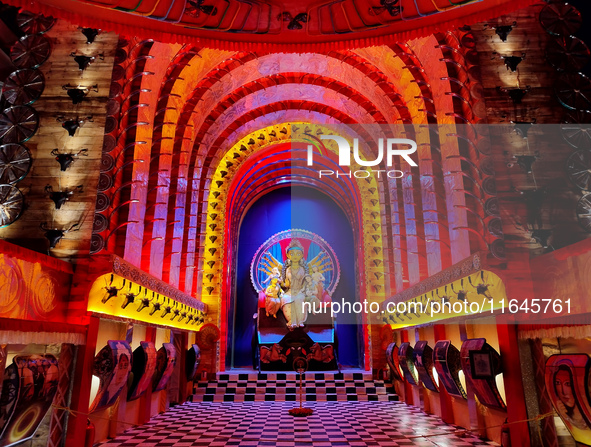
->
[280,239,308,329]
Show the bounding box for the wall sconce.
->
[468,272,493,299]
[493,52,526,72]
[149,296,162,316]
[507,151,540,173]
[511,119,536,139]
[531,229,553,249]
[196,312,205,324]
[161,301,172,318]
[137,290,153,312]
[503,54,525,72]
[51,148,88,171]
[497,86,530,104]
[80,28,100,44]
[170,305,181,321]
[70,52,104,71]
[451,281,468,302]
[56,115,93,137]
[45,184,83,209]
[122,283,142,309]
[102,274,125,304]
[62,83,98,104]
[401,309,413,320]
[513,187,547,230]
[436,287,451,304]
[40,222,81,249]
[485,21,517,42]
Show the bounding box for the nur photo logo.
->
[306,135,418,178]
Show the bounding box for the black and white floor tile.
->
[192,372,398,402]
[99,401,499,446]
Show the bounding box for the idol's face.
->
[555,369,576,408]
[288,249,303,263]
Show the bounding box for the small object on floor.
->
[289,407,313,417]
[290,356,311,416]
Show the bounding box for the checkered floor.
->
[99,401,499,446]
[192,372,398,402]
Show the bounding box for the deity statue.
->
[307,253,333,309]
[280,239,308,329]
[263,266,281,284]
[264,276,281,318]
[310,264,325,301]
[258,266,281,317]
[254,233,336,329]
[303,274,321,313]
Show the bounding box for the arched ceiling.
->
[97,36,488,303]
[8,0,535,50]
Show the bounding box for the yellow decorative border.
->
[384,270,507,329]
[88,273,205,331]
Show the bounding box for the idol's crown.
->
[287,238,304,252]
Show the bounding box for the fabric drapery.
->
[0,330,85,345]
[519,325,591,341]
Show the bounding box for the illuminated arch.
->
[199,122,389,370]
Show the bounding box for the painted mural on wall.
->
[460,338,505,409]
[0,363,19,438]
[545,354,591,445]
[89,341,132,412]
[251,229,339,330]
[0,250,71,322]
[0,354,59,447]
[153,343,176,392]
[433,340,466,398]
[128,341,157,401]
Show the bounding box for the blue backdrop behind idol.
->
[231,186,361,369]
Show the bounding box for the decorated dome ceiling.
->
[9,0,535,50]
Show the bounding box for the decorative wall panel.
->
[89,340,132,412]
[0,354,59,447]
[128,341,157,401]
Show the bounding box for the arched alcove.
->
[231,186,362,369]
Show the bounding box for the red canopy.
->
[6,0,537,51]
